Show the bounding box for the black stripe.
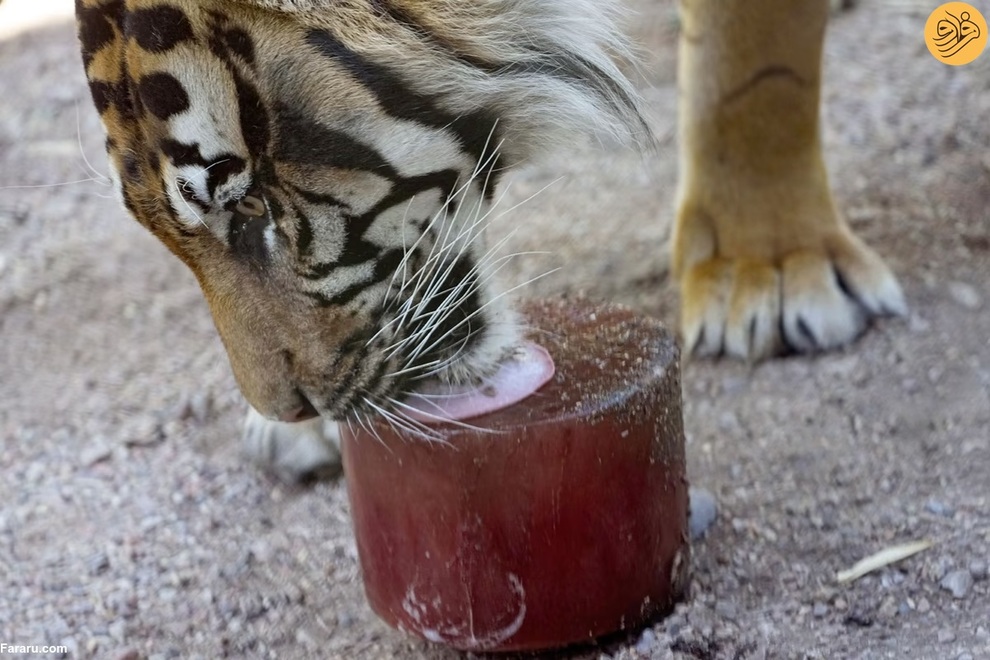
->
[76,0,123,69]
[298,169,460,281]
[274,102,399,174]
[303,29,501,174]
[205,157,248,198]
[286,199,314,259]
[369,1,501,73]
[232,73,270,159]
[125,6,195,54]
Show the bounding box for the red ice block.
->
[341,299,690,652]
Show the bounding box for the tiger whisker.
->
[171,177,208,229]
[75,102,112,185]
[352,409,387,449]
[394,140,506,316]
[364,397,445,444]
[400,266,561,368]
[389,398,503,437]
[392,238,535,363]
[386,185,516,345]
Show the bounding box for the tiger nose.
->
[279,392,320,423]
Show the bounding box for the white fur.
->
[239,0,649,165]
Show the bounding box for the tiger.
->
[75,0,905,481]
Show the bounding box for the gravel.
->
[947,281,982,310]
[940,570,975,599]
[687,487,718,540]
[3,1,990,659]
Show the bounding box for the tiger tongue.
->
[402,342,555,423]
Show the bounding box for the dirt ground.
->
[1,1,988,658]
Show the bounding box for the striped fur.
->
[75,0,648,424]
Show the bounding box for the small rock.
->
[112,650,140,660]
[58,637,79,658]
[664,613,687,637]
[928,555,955,582]
[813,602,828,618]
[948,281,982,310]
[87,552,110,576]
[108,620,127,642]
[901,378,920,394]
[688,487,717,540]
[957,653,974,660]
[635,628,657,655]
[908,314,931,334]
[937,629,956,644]
[940,570,974,599]
[80,443,113,467]
[24,461,46,484]
[717,411,740,433]
[179,392,213,424]
[917,598,931,613]
[968,559,987,581]
[714,600,737,621]
[124,418,163,447]
[925,499,955,518]
[295,626,318,649]
[877,596,898,620]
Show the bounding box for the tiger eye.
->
[235,195,266,217]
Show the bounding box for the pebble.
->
[938,629,956,644]
[714,600,737,621]
[925,499,955,518]
[908,314,931,334]
[917,598,931,613]
[80,442,113,467]
[877,596,898,620]
[108,620,127,642]
[635,628,657,655]
[87,552,110,576]
[812,602,828,618]
[688,487,717,540]
[928,555,955,582]
[183,393,213,424]
[717,411,741,433]
[968,559,987,581]
[24,461,46,484]
[124,418,163,447]
[957,654,974,660]
[947,281,982,310]
[940,570,974,599]
[901,378,920,394]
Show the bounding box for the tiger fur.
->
[76,0,646,420]
[75,0,905,479]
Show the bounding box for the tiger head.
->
[76,0,647,424]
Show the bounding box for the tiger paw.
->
[676,227,906,360]
[242,408,341,483]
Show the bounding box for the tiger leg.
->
[242,408,341,483]
[673,0,905,359]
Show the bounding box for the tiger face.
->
[76,0,646,424]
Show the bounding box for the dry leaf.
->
[837,540,933,584]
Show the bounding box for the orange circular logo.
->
[925,2,988,65]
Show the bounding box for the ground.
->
[1,1,988,659]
